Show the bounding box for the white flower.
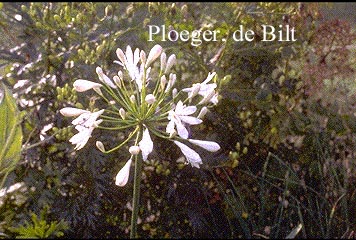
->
[139,128,153,161]
[145,44,163,68]
[173,141,202,168]
[182,72,218,104]
[71,109,105,128]
[68,110,104,150]
[96,67,117,88]
[166,101,202,139]
[188,139,220,152]
[73,79,102,92]
[145,94,156,104]
[60,107,90,117]
[70,124,94,150]
[115,158,132,187]
[129,145,140,155]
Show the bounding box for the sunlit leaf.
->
[0,83,23,187]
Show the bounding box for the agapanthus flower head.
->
[60,44,221,186]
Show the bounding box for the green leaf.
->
[0,83,23,188]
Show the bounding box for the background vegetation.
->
[0,2,356,238]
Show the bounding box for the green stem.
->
[130,145,143,238]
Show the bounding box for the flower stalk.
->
[130,152,143,238]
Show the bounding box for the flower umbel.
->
[60,43,220,171]
[60,44,221,238]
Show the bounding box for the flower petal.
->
[134,48,140,66]
[115,158,132,186]
[176,121,189,139]
[71,112,91,126]
[175,101,184,113]
[179,106,197,116]
[173,141,202,168]
[139,128,153,161]
[69,128,92,150]
[202,72,216,84]
[197,106,208,119]
[166,119,175,136]
[199,83,217,94]
[188,139,220,152]
[179,116,202,125]
[71,109,104,127]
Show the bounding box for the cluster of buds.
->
[60,44,220,186]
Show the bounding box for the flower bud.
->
[115,158,132,186]
[130,95,136,103]
[172,88,178,98]
[197,106,208,119]
[145,44,163,68]
[118,70,123,80]
[165,73,176,92]
[73,79,102,92]
[96,141,106,152]
[160,75,167,90]
[113,76,121,87]
[116,48,127,66]
[145,94,156,104]
[96,66,116,88]
[160,52,167,72]
[60,107,90,117]
[140,50,146,65]
[129,145,140,155]
[119,108,126,120]
[165,54,176,74]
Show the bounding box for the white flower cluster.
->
[60,44,220,186]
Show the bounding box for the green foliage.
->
[9,206,68,238]
[0,83,23,189]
